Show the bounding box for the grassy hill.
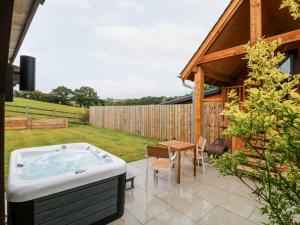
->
[5,98,87,121]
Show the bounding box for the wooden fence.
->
[204,103,225,144]
[5,104,86,123]
[5,117,68,130]
[90,103,224,143]
[90,105,192,142]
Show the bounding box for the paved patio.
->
[109,159,267,225]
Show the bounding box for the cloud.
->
[50,0,92,10]
[174,0,230,8]
[17,0,230,98]
[92,24,207,72]
[75,75,188,99]
[116,0,145,14]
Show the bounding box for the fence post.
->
[52,109,55,118]
[27,117,32,129]
[75,112,78,122]
[26,105,29,118]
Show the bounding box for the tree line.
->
[16,86,99,108]
[15,84,218,108]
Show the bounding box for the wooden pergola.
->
[0,0,44,224]
[180,0,300,144]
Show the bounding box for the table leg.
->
[177,151,181,184]
[193,147,197,177]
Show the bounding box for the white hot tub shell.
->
[7,143,127,225]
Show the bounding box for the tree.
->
[50,86,73,105]
[212,40,300,225]
[212,3,300,224]
[73,86,99,108]
[15,90,52,102]
[280,0,300,19]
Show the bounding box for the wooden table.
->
[158,140,197,184]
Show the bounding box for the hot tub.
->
[7,143,126,225]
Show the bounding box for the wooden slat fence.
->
[204,103,224,144]
[90,105,192,142]
[90,103,224,143]
[5,117,68,130]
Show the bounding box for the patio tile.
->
[134,170,174,195]
[196,184,256,218]
[145,208,198,225]
[180,179,208,195]
[249,207,269,224]
[125,188,170,224]
[128,159,147,171]
[233,183,256,201]
[125,160,260,225]
[108,209,142,225]
[127,163,145,176]
[156,187,216,221]
[196,165,242,192]
[198,206,257,225]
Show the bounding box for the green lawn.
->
[5,98,87,120]
[5,124,158,180]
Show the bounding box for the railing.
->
[224,85,245,102]
[5,104,86,123]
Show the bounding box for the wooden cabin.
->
[180,0,300,149]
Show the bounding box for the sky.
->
[16,0,230,99]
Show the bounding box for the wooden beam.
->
[10,0,44,63]
[199,45,245,64]
[198,29,300,64]
[250,0,262,43]
[180,0,245,80]
[0,0,14,224]
[194,67,205,143]
[268,29,300,44]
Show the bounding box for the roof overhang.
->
[180,0,244,81]
[180,0,300,83]
[8,0,45,64]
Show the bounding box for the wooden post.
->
[194,66,205,143]
[0,0,14,224]
[297,48,300,93]
[26,105,29,117]
[250,0,262,43]
[221,87,227,103]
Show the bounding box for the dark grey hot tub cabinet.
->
[8,173,126,225]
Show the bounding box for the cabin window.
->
[278,51,297,74]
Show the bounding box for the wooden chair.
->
[145,145,177,187]
[182,136,207,175]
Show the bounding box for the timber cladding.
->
[90,104,224,143]
[5,117,68,130]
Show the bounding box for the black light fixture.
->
[20,55,36,91]
[5,65,14,102]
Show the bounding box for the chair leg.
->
[182,153,185,175]
[201,154,206,175]
[168,170,171,189]
[146,167,149,186]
